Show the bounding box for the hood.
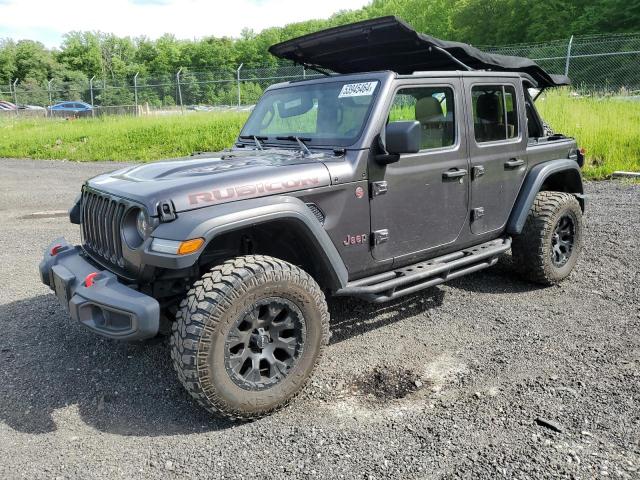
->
[86,149,332,215]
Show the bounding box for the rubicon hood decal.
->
[188,176,322,206]
[85,150,332,213]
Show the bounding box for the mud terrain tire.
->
[170,255,329,420]
[512,191,583,285]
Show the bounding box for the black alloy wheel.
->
[550,214,576,267]
[224,298,306,390]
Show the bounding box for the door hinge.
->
[371,181,388,197]
[372,229,389,245]
[472,207,485,221]
[472,165,485,179]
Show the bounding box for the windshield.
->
[240,80,380,147]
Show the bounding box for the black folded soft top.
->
[269,16,570,89]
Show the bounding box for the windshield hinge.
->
[333,148,346,157]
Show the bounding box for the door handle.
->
[504,158,525,169]
[442,168,468,180]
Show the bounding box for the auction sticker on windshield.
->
[338,82,377,98]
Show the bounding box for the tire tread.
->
[512,191,582,285]
[170,255,329,421]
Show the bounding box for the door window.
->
[389,87,455,150]
[471,85,519,143]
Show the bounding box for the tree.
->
[14,40,54,83]
[58,32,103,77]
[0,0,637,105]
[0,39,16,86]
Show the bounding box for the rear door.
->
[464,79,528,235]
[369,79,470,261]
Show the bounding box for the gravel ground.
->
[0,158,638,479]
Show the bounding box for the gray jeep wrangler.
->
[40,17,585,419]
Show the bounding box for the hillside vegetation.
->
[537,90,640,178]
[0,113,247,162]
[1,0,639,107]
[1,92,637,179]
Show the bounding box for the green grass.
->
[0,92,638,179]
[0,112,249,162]
[537,90,640,178]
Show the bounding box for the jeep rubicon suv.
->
[40,17,585,419]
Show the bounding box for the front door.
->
[370,80,470,261]
[464,80,528,235]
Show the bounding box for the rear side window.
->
[389,86,455,150]
[472,85,519,143]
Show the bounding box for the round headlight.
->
[136,209,149,239]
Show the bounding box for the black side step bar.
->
[336,238,511,303]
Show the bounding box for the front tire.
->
[170,255,329,420]
[512,191,583,285]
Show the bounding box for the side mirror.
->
[386,121,421,154]
[376,121,421,165]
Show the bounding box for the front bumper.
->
[39,239,160,341]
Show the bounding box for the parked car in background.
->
[48,101,93,113]
[0,100,17,110]
[19,104,47,110]
[187,104,215,111]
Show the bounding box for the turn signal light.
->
[150,237,205,255]
[177,238,205,255]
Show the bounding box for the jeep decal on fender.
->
[188,177,320,205]
[343,233,368,246]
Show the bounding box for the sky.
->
[0,0,370,48]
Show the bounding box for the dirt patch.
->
[353,366,427,401]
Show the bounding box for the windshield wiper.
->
[276,136,312,156]
[239,135,267,150]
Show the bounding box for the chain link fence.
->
[483,32,640,93]
[1,33,638,118]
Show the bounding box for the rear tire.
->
[512,191,583,285]
[170,255,329,420]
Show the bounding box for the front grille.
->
[81,189,127,268]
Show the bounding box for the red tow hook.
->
[50,244,64,256]
[84,272,99,287]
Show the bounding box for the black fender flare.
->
[507,159,585,235]
[142,195,349,290]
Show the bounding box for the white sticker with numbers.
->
[338,82,377,98]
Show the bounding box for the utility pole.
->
[237,63,243,108]
[565,35,574,77]
[176,68,183,113]
[133,72,139,115]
